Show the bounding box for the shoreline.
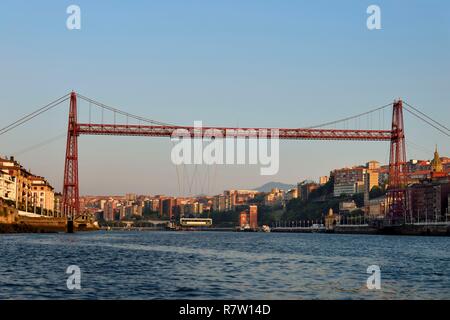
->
[1,207,449,236]
[0,207,100,234]
[95,224,450,237]
[2,225,450,237]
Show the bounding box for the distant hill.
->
[254,182,296,193]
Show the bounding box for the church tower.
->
[431,145,443,173]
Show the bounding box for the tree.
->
[369,186,385,199]
[352,193,364,207]
[308,179,334,200]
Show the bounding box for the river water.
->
[0,231,449,299]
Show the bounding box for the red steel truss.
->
[62,92,80,218]
[387,100,408,220]
[77,123,392,141]
[62,92,406,219]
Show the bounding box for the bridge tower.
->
[387,99,408,221]
[62,91,80,219]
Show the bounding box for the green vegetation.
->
[308,177,334,199]
[283,179,337,221]
[369,185,386,199]
[283,198,337,221]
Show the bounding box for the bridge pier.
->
[66,218,74,233]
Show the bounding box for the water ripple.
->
[0,231,449,299]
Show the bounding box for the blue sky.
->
[0,0,449,196]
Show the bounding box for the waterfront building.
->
[378,167,389,187]
[408,170,432,183]
[333,167,365,186]
[223,190,237,209]
[222,190,258,209]
[136,204,143,216]
[390,147,450,184]
[0,167,16,202]
[239,205,258,230]
[407,159,431,174]
[125,205,134,218]
[264,188,284,206]
[333,182,357,197]
[297,181,318,200]
[160,198,174,219]
[339,200,357,214]
[104,200,117,221]
[212,192,236,212]
[233,190,259,205]
[183,202,199,215]
[366,171,379,192]
[367,196,387,218]
[400,148,449,184]
[319,176,329,185]
[99,199,107,210]
[0,156,32,211]
[249,205,258,229]
[150,198,160,212]
[54,192,63,217]
[285,188,298,201]
[332,166,378,197]
[406,146,450,222]
[407,181,449,221]
[212,195,226,212]
[119,205,126,219]
[239,210,249,229]
[125,193,137,202]
[177,203,185,217]
[30,175,55,216]
[366,160,380,170]
[363,170,379,209]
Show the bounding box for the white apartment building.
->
[0,168,16,202]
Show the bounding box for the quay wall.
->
[381,224,450,236]
[334,225,379,234]
[1,203,99,233]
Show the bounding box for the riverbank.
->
[0,205,99,233]
[271,223,450,236]
[101,224,450,237]
[0,219,100,234]
[0,223,51,233]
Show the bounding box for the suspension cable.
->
[307,102,393,129]
[403,107,450,137]
[76,93,173,127]
[403,101,449,132]
[0,94,70,136]
[11,132,66,156]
